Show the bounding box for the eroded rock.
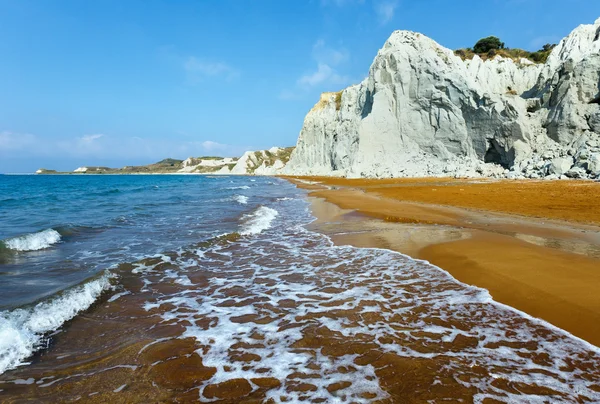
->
[283,18,600,180]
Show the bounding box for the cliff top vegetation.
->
[455,36,556,64]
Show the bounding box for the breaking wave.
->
[2,229,62,252]
[0,272,113,374]
[233,195,248,205]
[239,206,278,235]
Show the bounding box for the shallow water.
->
[0,175,599,402]
[0,175,257,309]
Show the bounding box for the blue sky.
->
[1,0,599,172]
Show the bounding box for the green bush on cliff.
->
[473,36,505,53]
[528,43,556,63]
[454,38,557,64]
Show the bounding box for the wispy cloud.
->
[374,0,399,25]
[80,133,104,143]
[183,57,240,84]
[298,40,351,89]
[311,39,349,66]
[157,46,240,85]
[298,63,349,87]
[0,130,247,170]
[281,39,352,99]
[199,140,228,152]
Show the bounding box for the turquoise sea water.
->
[0,174,280,309]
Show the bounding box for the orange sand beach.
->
[285,176,600,347]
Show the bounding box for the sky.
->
[1,0,599,173]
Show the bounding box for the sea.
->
[0,174,599,403]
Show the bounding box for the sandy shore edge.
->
[284,177,600,347]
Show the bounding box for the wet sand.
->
[1,180,600,402]
[286,177,600,347]
[3,226,600,403]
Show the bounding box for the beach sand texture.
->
[289,177,600,346]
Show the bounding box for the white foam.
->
[239,206,278,236]
[233,195,248,205]
[3,229,62,252]
[107,290,131,303]
[135,194,600,402]
[226,185,250,190]
[0,272,113,374]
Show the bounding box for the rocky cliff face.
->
[177,147,294,175]
[283,18,600,179]
[228,147,294,175]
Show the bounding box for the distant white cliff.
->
[177,147,294,175]
[36,148,294,175]
[282,18,600,179]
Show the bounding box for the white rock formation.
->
[283,18,600,179]
[74,167,88,173]
[178,157,237,173]
[177,147,294,175]
[228,147,294,175]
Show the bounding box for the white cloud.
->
[312,39,349,66]
[299,63,334,87]
[284,40,352,97]
[184,57,240,83]
[80,133,104,143]
[374,0,399,25]
[0,129,259,172]
[200,140,228,152]
[1,130,246,161]
[298,63,349,88]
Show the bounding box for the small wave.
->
[233,195,248,205]
[239,206,278,236]
[226,185,250,190]
[0,272,113,374]
[2,229,62,252]
[54,225,104,240]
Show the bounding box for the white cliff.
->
[178,157,237,173]
[229,147,294,175]
[177,147,294,175]
[283,18,600,179]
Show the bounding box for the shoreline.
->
[286,176,600,347]
[2,176,600,402]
